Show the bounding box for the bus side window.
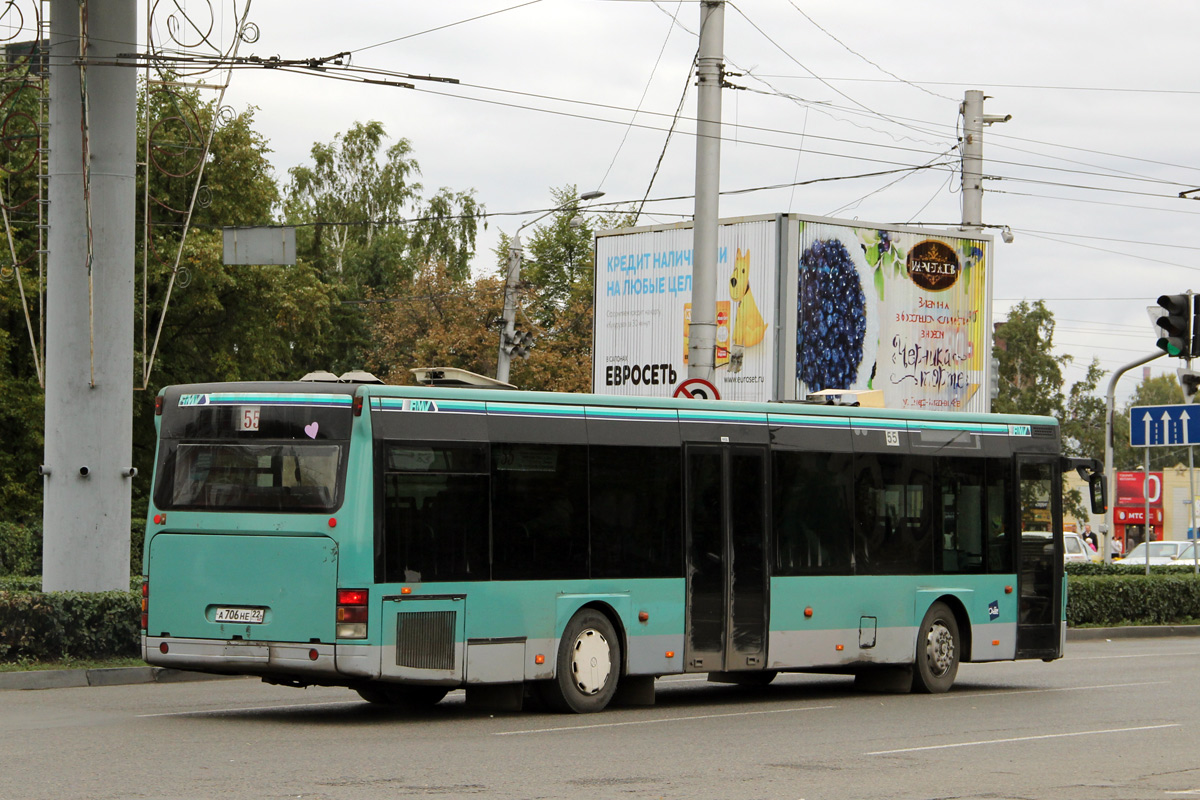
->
[589,446,682,580]
[492,443,588,581]
[854,453,935,575]
[938,458,986,574]
[380,443,488,584]
[986,459,1014,574]
[772,450,852,576]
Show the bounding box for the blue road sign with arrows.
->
[1130,404,1200,447]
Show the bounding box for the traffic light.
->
[1155,293,1192,357]
[502,328,535,359]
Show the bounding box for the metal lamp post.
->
[495,190,603,384]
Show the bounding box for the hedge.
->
[1066,573,1200,627]
[0,590,140,662]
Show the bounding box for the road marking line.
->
[866,724,1180,755]
[934,680,1167,699]
[494,705,836,736]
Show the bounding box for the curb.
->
[0,666,238,692]
[4,625,1199,692]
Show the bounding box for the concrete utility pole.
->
[688,0,724,382]
[496,239,524,386]
[960,90,1010,234]
[42,0,137,591]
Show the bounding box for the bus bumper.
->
[143,636,340,678]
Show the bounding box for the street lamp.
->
[495,190,604,384]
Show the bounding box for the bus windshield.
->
[153,393,353,513]
[156,441,342,512]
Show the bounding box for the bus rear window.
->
[155,442,344,512]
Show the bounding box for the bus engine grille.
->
[395,610,456,670]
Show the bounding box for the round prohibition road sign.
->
[673,378,720,401]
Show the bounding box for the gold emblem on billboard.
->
[906,240,960,292]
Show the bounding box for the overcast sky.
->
[140,0,1200,400]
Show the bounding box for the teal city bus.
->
[141,376,1104,713]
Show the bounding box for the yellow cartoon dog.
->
[729,248,768,348]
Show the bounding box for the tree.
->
[0,324,43,523]
[993,300,1068,418]
[365,263,502,383]
[284,122,483,373]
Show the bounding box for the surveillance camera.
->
[79,465,90,477]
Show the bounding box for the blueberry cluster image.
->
[797,238,867,392]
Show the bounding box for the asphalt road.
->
[3,636,1199,800]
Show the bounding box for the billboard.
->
[791,218,991,412]
[592,214,993,412]
[593,216,778,402]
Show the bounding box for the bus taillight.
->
[336,588,368,639]
[141,579,149,631]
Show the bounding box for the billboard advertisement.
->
[592,214,993,412]
[790,217,991,413]
[593,216,778,402]
[1115,471,1163,507]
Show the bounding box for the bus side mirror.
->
[1088,472,1107,515]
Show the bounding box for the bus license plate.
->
[215,607,265,624]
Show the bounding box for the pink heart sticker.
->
[304,422,319,439]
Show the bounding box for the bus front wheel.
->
[539,609,621,713]
[912,601,959,694]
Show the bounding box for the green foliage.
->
[993,300,1069,418]
[0,346,43,522]
[0,576,40,591]
[0,70,48,524]
[366,262,503,382]
[1066,572,1200,626]
[0,522,40,576]
[0,589,140,661]
[284,121,484,373]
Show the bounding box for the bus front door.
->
[1015,456,1064,659]
[684,444,769,673]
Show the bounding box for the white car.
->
[1114,541,1192,566]
[1171,543,1200,563]
[1064,531,1100,563]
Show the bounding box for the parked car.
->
[1064,531,1101,563]
[1171,543,1200,563]
[1114,541,1192,565]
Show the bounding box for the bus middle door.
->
[684,443,769,674]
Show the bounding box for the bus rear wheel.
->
[912,601,959,694]
[355,683,448,709]
[539,609,621,713]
